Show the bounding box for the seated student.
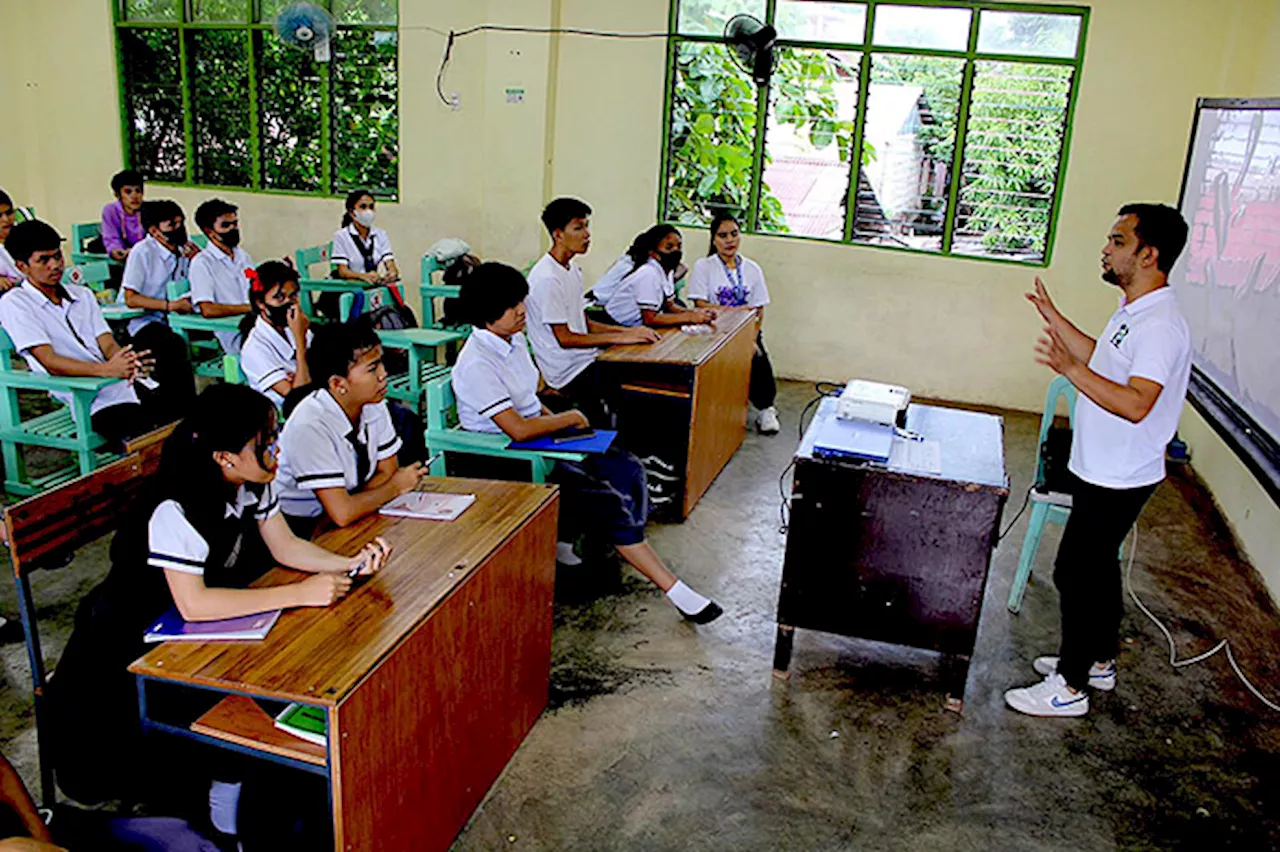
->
[603,225,715,329]
[526,198,658,428]
[189,198,253,354]
[44,384,389,821]
[0,221,161,446]
[276,321,427,538]
[99,169,146,263]
[585,252,630,307]
[118,199,198,423]
[0,751,58,850]
[331,189,399,285]
[0,190,22,291]
[239,260,312,408]
[448,261,722,624]
[688,212,780,434]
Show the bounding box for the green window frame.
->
[659,0,1089,266]
[112,0,399,200]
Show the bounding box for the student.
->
[277,321,427,537]
[0,751,57,849]
[0,190,21,290]
[603,225,715,329]
[0,221,160,446]
[526,198,658,428]
[44,383,389,811]
[100,169,146,263]
[331,189,399,285]
[585,252,630,307]
[239,260,312,409]
[1005,204,1192,718]
[688,213,780,434]
[189,198,253,354]
[118,199,197,423]
[449,261,723,624]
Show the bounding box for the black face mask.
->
[219,228,241,249]
[161,225,187,249]
[265,302,292,327]
[658,249,683,272]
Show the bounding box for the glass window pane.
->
[124,0,179,22]
[332,29,399,196]
[952,62,1073,262]
[187,30,253,187]
[852,53,963,252]
[334,0,397,25]
[257,32,324,192]
[977,11,1081,59]
[190,0,248,23]
[872,5,971,51]
[776,2,867,43]
[119,28,186,182]
[677,0,767,37]
[664,41,760,226]
[259,0,302,23]
[758,48,860,240]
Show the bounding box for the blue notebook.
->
[508,429,617,454]
[143,607,281,643]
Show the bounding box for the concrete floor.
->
[4,380,1280,850]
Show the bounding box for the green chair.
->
[165,278,228,380]
[61,261,114,299]
[424,370,584,483]
[13,206,36,224]
[191,232,208,250]
[419,254,463,331]
[295,242,364,321]
[70,222,118,267]
[0,328,121,496]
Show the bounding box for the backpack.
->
[350,284,417,374]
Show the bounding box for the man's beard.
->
[1102,267,1123,286]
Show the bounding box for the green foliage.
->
[191,0,248,23]
[119,28,186,182]
[124,0,179,22]
[332,29,399,194]
[189,30,252,187]
[257,33,324,192]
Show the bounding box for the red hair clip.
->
[244,267,264,294]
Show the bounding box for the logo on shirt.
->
[1110,323,1130,348]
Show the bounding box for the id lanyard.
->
[718,256,747,307]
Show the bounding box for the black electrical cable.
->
[777,458,797,534]
[996,485,1034,543]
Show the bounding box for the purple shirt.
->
[101,200,145,254]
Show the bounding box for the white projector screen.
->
[1172,98,1280,504]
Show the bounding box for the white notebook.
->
[379,491,476,521]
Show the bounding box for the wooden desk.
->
[129,477,559,852]
[598,307,756,519]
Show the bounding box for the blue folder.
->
[507,429,617,454]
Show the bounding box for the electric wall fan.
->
[724,14,777,85]
[275,2,335,61]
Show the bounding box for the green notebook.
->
[273,703,327,747]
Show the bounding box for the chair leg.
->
[13,570,54,807]
[71,395,97,475]
[1008,501,1051,614]
[530,458,549,484]
[0,387,28,493]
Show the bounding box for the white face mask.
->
[353,209,376,228]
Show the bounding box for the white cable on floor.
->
[1124,521,1280,712]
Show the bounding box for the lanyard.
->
[718,255,747,306]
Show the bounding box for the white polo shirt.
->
[331,224,394,275]
[0,245,21,283]
[525,253,599,389]
[1069,287,1192,489]
[189,244,254,353]
[589,254,631,305]
[0,280,138,414]
[147,482,281,576]
[120,234,189,337]
[240,315,313,408]
[276,389,402,518]
[604,258,673,327]
[687,254,770,308]
[451,329,542,434]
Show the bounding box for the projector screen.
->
[1172,97,1280,504]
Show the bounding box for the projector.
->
[836,379,910,427]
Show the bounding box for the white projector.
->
[836,379,911,427]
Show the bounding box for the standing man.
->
[1005,203,1192,718]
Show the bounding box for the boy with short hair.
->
[189,198,253,354]
[101,169,146,263]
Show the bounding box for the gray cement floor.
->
[4,380,1280,850]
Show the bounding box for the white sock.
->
[556,541,583,566]
[209,780,242,836]
[666,580,710,615]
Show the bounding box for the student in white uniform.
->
[331,189,399,286]
[189,198,253,354]
[603,225,715,329]
[118,199,197,423]
[585,252,630,307]
[277,321,427,538]
[447,261,723,624]
[0,190,22,291]
[1005,203,1193,718]
[239,260,312,409]
[525,197,658,428]
[688,212,780,434]
[0,220,161,446]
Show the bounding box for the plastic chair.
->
[295,242,365,321]
[165,278,227,379]
[419,254,462,331]
[70,222,117,267]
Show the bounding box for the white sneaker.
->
[757,406,781,434]
[556,541,583,566]
[1033,656,1116,691]
[1004,672,1090,717]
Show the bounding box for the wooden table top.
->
[129,477,558,706]
[597,307,756,366]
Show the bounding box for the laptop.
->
[812,416,894,464]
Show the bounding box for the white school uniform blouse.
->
[589,254,631,305]
[119,234,189,337]
[276,389,402,518]
[451,329,543,434]
[1069,287,1192,490]
[525,253,599,389]
[687,254,770,308]
[189,245,254,354]
[0,245,21,283]
[0,281,139,414]
[148,482,281,576]
[240,315,313,408]
[330,224,395,275]
[604,258,674,327]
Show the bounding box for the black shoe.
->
[0,616,24,645]
[682,601,723,625]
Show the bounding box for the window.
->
[660,1,1087,265]
[113,0,398,198]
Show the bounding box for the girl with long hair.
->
[238,260,312,408]
[602,224,716,328]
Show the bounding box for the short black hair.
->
[0,188,11,209]
[111,169,145,194]
[1118,203,1189,273]
[140,199,185,232]
[306,319,383,389]
[442,262,529,328]
[195,198,238,233]
[540,197,591,237]
[5,220,63,264]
